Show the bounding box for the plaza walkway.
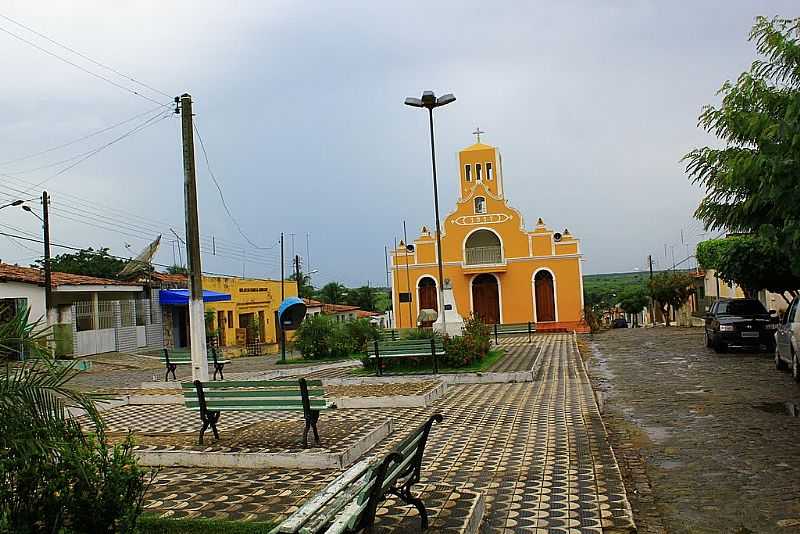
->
[103,334,634,532]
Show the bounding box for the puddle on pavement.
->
[642,425,671,442]
[752,402,800,416]
[659,459,684,470]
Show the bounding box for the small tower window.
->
[464,164,472,182]
[474,196,486,214]
[476,163,483,181]
[486,162,493,180]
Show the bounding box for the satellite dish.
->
[553,232,562,242]
[118,235,161,278]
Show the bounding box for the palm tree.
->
[318,282,348,304]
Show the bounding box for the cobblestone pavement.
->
[586,328,800,534]
[132,334,634,532]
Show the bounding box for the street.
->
[587,327,800,533]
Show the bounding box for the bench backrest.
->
[163,347,221,364]
[181,378,326,418]
[272,413,443,534]
[367,339,444,356]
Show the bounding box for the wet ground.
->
[585,327,800,534]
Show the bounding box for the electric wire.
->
[0,103,171,167]
[0,12,172,100]
[0,23,166,106]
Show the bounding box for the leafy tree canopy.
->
[34,247,126,279]
[618,286,649,315]
[696,234,800,298]
[648,271,694,326]
[317,282,348,305]
[685,16,800,271]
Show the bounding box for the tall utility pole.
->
[178,93,209,382]
[41,191,53,325]
[294,254,302,296]
[280,232,285,301]
[402,220,413,328]
[394,237,401,328]
[306,233,311,273]
[648,254,654,326]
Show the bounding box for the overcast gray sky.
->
[0,1,793,286]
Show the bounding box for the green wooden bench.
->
[271,413,443,534]
[492,322,536,344]
[378,328,401,341]
[366,339,445,376]
[182,378,334,447]
[162,347,230,381]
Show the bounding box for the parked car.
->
[775,297,800,381]
[703,298,778,353]
[611,317,628,329]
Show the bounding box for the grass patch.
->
[352,348,505,376]
[137,515,275,533]
[274,353,364,365]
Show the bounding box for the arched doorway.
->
[534,270,556,322]
[472,273,500,324]
[417,277,438,326]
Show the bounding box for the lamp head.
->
[10,200,23,207]
[21,205,32,212]
[435,93,456,107]
[421,91,436,106]
[404,97,423,108]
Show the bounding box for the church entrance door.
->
[472,274,500,324]
[418,277,438,327]
[534,270,556,322]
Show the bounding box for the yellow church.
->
[391,136,588,333]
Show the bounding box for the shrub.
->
[294,315,371,360]
[402,327,440,340]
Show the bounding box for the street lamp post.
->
[405,91,456,334]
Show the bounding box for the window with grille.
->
[75,301,94,331]
[135,299,148,326]
[120,300,135,327]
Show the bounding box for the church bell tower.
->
[458,128,503,200]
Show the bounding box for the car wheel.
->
[705,331,713,348]
[765,338,777,354]
[713,336,727,353]
[776,344,788,370]
[793,350,800,383]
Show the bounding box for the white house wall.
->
[0,281,46,322]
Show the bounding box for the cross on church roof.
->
[472,127,485,143]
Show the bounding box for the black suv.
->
[704,298,778,353]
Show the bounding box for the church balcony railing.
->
[465,246,503,266]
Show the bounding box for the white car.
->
[775,298,800,381]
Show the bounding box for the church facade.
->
[391,138,588,333]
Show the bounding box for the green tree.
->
[317,282,347,304]
[618,286,649,326]
[166,264,188,275]
[35,247,126,279]
[346,285,377,311]
[685,16,800,271]
[289,270,315,299]
[696,235,800,301]
[648,272,694,327]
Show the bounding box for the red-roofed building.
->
[0,262,160,357]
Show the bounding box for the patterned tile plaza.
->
[114,334,634,532]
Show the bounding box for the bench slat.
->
[300,477,375,534]
[183,389,324,399]
[274,458,375,533]
[180,379,323,389]
[185,399,330,408]
[185,404,332,412]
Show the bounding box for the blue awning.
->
[159,289,232,305]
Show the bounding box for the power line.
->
[0,12,172,100]
[0,103,171,167]
[192,120,279,251]
[0,23,166,106]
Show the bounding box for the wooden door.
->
[217,310,226,345]
[418,278,438,327]
[472,274,500,324]
[535,271,556,322]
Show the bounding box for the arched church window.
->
[486,162,493,180]
[476,163,483,180]
[474,197,486,214]
[464,164,472,182]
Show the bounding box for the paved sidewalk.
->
[133,334,634,533]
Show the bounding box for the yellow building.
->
[203,276,297,350]
[391,138,588,333]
